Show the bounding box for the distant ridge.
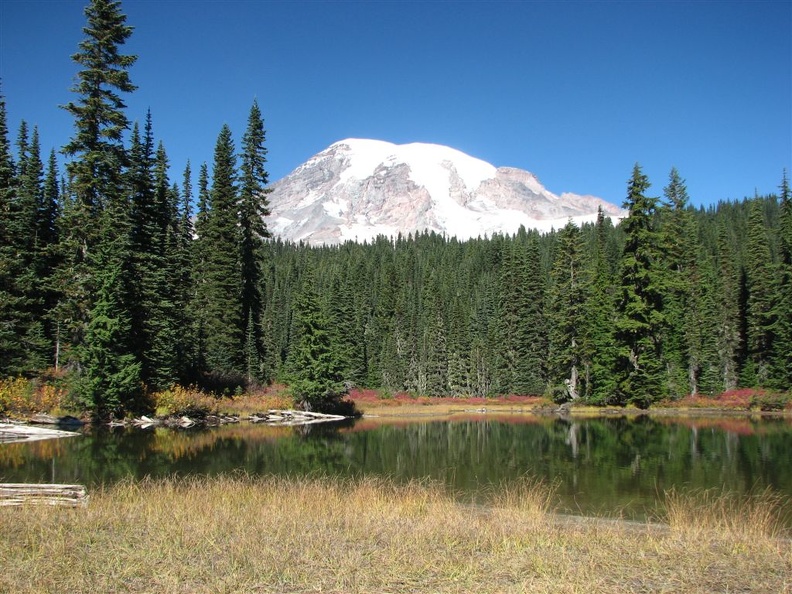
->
[266,139,624,246]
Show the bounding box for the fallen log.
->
[249,409,347,425]
[0,423,81,443]
[0,483,88,508]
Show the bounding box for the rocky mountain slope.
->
[266,139,623,245]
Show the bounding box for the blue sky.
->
[1,0,790,208]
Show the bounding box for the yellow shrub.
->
[0,378,33,415]
[32,383,68,412]
[153,385,217,416]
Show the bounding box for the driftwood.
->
[0,423,80,443]
[249,409,346,426]
[205,415,239,426]
[0,483,88,507]
[115,410,344,430]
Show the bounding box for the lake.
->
[2,412,791,523]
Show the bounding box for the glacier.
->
[266,139,624,246]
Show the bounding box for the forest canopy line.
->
[0,0,790,418]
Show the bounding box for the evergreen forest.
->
[1,0,790,417]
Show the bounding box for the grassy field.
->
[1,475,789,593]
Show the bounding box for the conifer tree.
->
[492,234,546,395]
[743,198,776,385]
[515,235,548,395]
[77,263,142,417]
[0,87,24,375]
[692,249,722,394]
[289,266,346,411]
[195,125,243,381]
[327,271,366,385]
[660,168,697,396]
[126,118,157,384]
[239,100,272,383]
[614,164,666,407]
[14,122,39,259]
[173,161,196,380]
[62,0,136,217]
[547,220,585,401]
[714,220,741,391]
[41,149,61,254]
[195,162,210,239]
[57,0,138,398]
[371,254,405,390]
[141,140,180,389]
[42,149,63,368]
[493,239,519,393]
[191,162,211,375]
[447,293,472,395]
[581,208,619,403]
[421,270,449,395]
[14,124,51,371]
[773,171,792,388]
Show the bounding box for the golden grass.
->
[1,475,789,593]
[663,486,792,541]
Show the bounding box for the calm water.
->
[2,413,791,522]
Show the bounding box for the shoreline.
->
[355,400,792,419]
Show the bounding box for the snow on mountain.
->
[266,138,624,246]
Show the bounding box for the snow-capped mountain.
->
[266,139,623,246]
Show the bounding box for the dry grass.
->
[663,486,792,542]
[1,475,789,594]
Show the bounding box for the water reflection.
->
[1,414,790,522]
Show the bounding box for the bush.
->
[153,385,216,417]
[749,392,790,412]
[0,377,69,416]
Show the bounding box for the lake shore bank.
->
[350,390,792,420]
[2,381,790,428]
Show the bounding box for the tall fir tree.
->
[327,271,366,386]
[127,117,157,385]
[546,220,586,401]
[61,0,136,235]
[77,263,142,417]
[42,149,63,369]
[660,167,697,396]
[492,234,546,395]
[239,100,272,383]
[515,235,548,395]
[191,162,211,375]
[714,220,741,391]
[743,198,777,386]
[691,248,722,395]
[14,124,51,371]
[581,208,619,403]
[614,164,666,407]
[195,124,244,382]
[57,0,138,403]
[138,139,181,390]
[288,265,346,412]
[172,161,196,381]
[773,171,792,389]
[0,86,24,376]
